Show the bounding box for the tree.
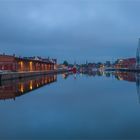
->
[63,60,69,66]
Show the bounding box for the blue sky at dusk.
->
[0,0,140,63]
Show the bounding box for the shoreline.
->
[105,68,140,73]
[0,69,71,81]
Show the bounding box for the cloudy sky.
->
[0,0,140,63]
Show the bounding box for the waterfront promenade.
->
[105,68,140,72]
[0,69,71,81]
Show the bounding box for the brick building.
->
[114,58,136,69]
[0,54,56,72]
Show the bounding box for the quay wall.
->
[105,68,140,72]
[0,69,71,81]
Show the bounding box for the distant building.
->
[0,54,56,72]
[136,38,140,68]
[105,61,111,67]
[56,64,67,70]
[114,58,136,69]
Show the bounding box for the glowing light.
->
[19,61,24,71]
[30,80,33,90]
[20,83,24,93]
[29,61,33,71]
[62,74,65,79]
[118,76,123,80]
[20,61,23,65]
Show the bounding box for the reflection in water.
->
[81,70,140,103]
[0,75,57,100]
[136,73,140,103]
[1,70,140,102]
[108,72,140,103]
[61,72,74,79]
[1,71,140,139]
[113,72,136,82]
[62,73,70,79]
[113,72,140,104]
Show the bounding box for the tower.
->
[136,38,140,68]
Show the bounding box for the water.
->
[0,72,140,139]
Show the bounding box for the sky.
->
[0,0,140,63]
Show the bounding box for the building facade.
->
[0,54,56,72]
[114,58,136,69]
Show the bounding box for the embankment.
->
[0,69,71,81]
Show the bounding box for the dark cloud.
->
[0,0,139,62]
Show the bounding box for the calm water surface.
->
[0,72,140,139]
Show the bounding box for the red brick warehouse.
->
[0,54,57,72]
